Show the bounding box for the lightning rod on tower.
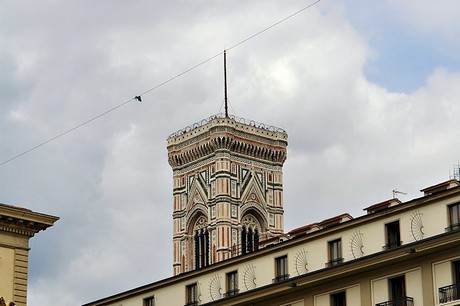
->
[224,50,228,118]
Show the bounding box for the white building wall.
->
[304,238,328,271]
[371,277,388,305]
[313,293,329,306]
[406,268,423,305]
[346,285,361,305]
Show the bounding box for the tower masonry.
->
[167,114,288,275]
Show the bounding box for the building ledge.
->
[0,203,59,237]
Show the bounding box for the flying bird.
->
[135,96,142,102]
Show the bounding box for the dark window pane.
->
[331,291,346,306]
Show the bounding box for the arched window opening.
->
[199,229,205,267]
[241,226,247,255]
[247,227,254,252]
[204,229,210,267]
[192,215,209,270]
[194,228,210,269]
[194,231,199,269]
[241,212,263,256]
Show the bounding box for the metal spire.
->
[224,50,228,118]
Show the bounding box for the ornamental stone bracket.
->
[0,216,47,237]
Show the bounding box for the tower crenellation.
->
[167,113,287,275]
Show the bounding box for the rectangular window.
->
[448,203,460,231]
[331,291,346,306]
[186,283,198,306]
[327,239,343,266]
[226,271,239,297]
[385,221,401,250]
[389,275,406,302]
[439,261,460,303]
[143,296,154,306]
[274,255,289,282]
[454,260,460,284]
[376,275,414,306]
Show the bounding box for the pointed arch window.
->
[191,215,209,270]
[254,229,259,251]
[241,226,247,255]
[241,213,263,255]
[194,231,199,268]
[241,225,260,255]
[247,227,254,252]
[194,228,210,269]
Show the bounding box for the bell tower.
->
[167,114,287,275]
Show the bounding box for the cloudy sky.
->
[1,0,460,304]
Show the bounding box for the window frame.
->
[143,296,155,306]
[225,270,239,297]
[185,283,198,306]
[439,261,460,303]
[331,291,346,306]
[273,255,289,282]
[389,275,406,302]
[384,220,401,250]
[327,238,343,267]
[454,260,460,285]
[448,203,460,231]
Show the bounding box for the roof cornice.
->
[0,203,59,237]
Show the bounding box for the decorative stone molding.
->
[294,248,309,276]
[349,230,364,259]
[208,274,223,301]
[0,216,48,237]
[167,114,287,170]
[168,113,286,140]
[243,264,257,291]
[410,210,424,241]
[0,204,58,237]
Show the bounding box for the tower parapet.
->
[167,113,287,275]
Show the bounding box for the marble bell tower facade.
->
[167,115,288,275]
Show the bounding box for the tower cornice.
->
[167,114,288,169]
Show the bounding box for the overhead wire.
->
[0,98,134,166]
[0,0,320,167]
